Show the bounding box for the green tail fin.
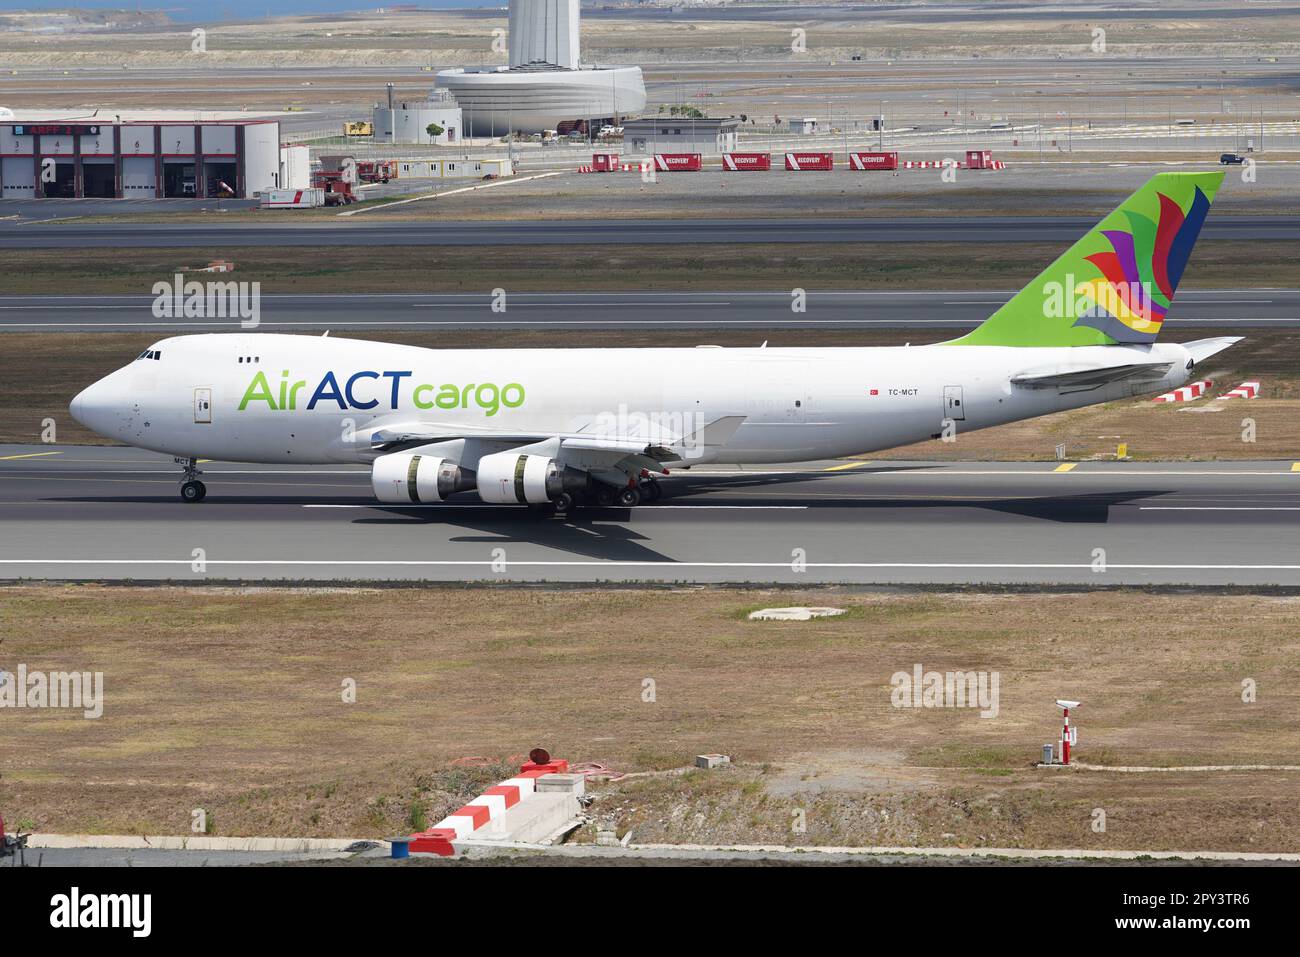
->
[947,171,1224,347]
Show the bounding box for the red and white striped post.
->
[1056,699,1080,765]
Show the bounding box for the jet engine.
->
[475,451,589,504]
[371,452,475,504]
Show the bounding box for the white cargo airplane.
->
[72,172,1238,509]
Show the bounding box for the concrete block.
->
[535,773,585,796]
[695,754,731,769]
[473,793,580,845]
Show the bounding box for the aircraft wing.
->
[369,415,746,464]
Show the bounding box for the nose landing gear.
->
[177,456,207,503]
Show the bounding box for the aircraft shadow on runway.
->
[346,486,1175,565]
[44,471,1174,563]
[355,505,673,563]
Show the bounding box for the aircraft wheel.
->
[595,485,616,507]
[640,480,662,503]
[180,480,207,503]
[617,486,641,508]
[552,492,575,512]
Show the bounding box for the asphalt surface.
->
[4,215,1299,248]
[0,289,1292,332]
[2,445,1298,586]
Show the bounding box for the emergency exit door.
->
[943,385,965,421]
[194,388,212,424]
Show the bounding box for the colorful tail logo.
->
[1073,184,1212,342]
[948,172,1223,348]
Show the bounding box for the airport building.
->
[0,112,281,200]
[623,117,741,155]
[373,89,464,145]
[435,0,646,136]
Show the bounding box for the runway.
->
[0,289,1291,332]
[4,215,1299,249]
[2,445,1298,586]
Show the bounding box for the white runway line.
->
[3,559,1300,571]
[1139,506,1300,511]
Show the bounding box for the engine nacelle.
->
[371,453,474,504]
[476,451,587,504]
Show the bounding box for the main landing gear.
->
[553,475,663,512]
[177,456,206,503]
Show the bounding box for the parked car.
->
[1219,152,1246,165]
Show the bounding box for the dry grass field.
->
[1,585,1297,851]
[0,238,1297,294]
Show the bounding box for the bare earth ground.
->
[5,6,1300,73]
[1,586,1297,852]
[2,327,1293,457]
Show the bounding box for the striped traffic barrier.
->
[1152,379,1213,402]
[407,758,568,856]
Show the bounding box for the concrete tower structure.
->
[509,0,580,70]
[436,0,645,136]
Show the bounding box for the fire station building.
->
[0,115,281,200]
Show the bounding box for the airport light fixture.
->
[1055,699,1080,765]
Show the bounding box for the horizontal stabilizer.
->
[1182,336,1243,364]
[1011,360,1173,389]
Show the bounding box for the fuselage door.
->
[194,387,213,424]
[943,385,965,421]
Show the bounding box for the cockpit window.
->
[136,350,163,361]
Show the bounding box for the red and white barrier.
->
[784,151,834,171]
[654,153,702,172]
[723,152,771,171]
[579,163,647,174]
[1153,379,1213,402]
[849,151,898,171]
[899,159,1006,171]
[579,157,1003,174]
[1223,381,1260,399]
[408,757,567,856]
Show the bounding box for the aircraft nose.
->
[70,386,89,426]
[70,373,127,435]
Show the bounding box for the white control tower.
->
[509,0,581,70]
